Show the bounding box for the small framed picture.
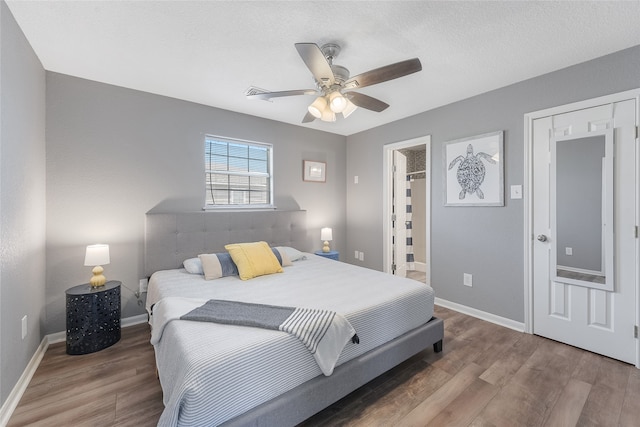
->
[444,131,504,206]
[303,160,326,183]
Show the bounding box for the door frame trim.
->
[382,135,431,284]
[523,88,640,367]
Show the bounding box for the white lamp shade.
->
[84,244,110,266]
[341,99,358,118]
[320,108,336,122]
[329,91,347,113]
[320,227,333,241]
[308,96,327,118]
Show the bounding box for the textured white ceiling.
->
[6,1,640,136]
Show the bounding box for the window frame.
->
[203,135,275,210]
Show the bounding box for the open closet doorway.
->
[383,136,431,285]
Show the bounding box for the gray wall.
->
[0,1,46,404]
[45,73,347,334]
[346,45,640,323]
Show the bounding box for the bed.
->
[145,210,443,426]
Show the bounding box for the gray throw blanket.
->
[180,299,358,375]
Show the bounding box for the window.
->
[204,136,273,209]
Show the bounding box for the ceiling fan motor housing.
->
[330,64,349,85]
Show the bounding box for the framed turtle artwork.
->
[444,131,504,206]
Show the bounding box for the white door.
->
[532,99,637,364]
[393,150,407,277]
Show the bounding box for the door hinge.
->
[635,226,639,238]
[635,325,638,339]
[391,214,397,222]
[391,263,396,272]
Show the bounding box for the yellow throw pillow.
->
[225,241,283,280]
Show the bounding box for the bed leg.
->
[433,340,443,353]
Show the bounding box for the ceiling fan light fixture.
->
[320,107,336,122]
[329,91,347,113]
[251,43,423,125]
[308,96,327,118]
[342,99,358,118]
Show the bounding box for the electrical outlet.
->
[463,273,473,287]
[139,278,149,293]
[359,252,364,261]
[354,175,359,184]
[565,247,573,256]
[354,250,359,259]
[510,185,523,199]
[21,315,27,340]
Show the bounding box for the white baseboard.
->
[122,313,149,328]
[46,313,148,345]
[0,337,48,426]
[414,262,426,273]
[0,314,149,425]
[46,331,66,345]
[435,297,525,332]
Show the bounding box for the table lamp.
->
[84,244,110,287]
[321,227,333,253]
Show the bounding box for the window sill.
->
[202,205,277,212]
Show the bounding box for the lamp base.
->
[322,241,331,253]
[89,265,106,287]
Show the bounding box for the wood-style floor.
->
[8,306,640,427]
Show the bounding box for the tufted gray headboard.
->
[145,210,310,276]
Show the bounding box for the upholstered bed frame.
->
[145,210,444,426]
[145,210,311,276]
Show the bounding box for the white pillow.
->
[184,248,291,275]
[183,257,204,275]
[272,247,293,266]
[198,253,239,280]
[274,246,307,262]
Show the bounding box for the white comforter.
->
[147,254,434,426]
[150,296,356,376]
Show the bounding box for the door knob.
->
[537,234,548,242]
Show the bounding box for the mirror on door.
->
[551,130,614,291]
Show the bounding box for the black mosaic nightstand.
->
[66,280,121,355]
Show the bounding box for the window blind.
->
[205,136,273,208]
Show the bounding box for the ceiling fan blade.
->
[246,89,318,101]
[295,43,335,87]
[347,92,389,112]
[344,58,422,89]
[302,111,316,123]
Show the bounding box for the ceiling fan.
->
[246,42,422,123]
